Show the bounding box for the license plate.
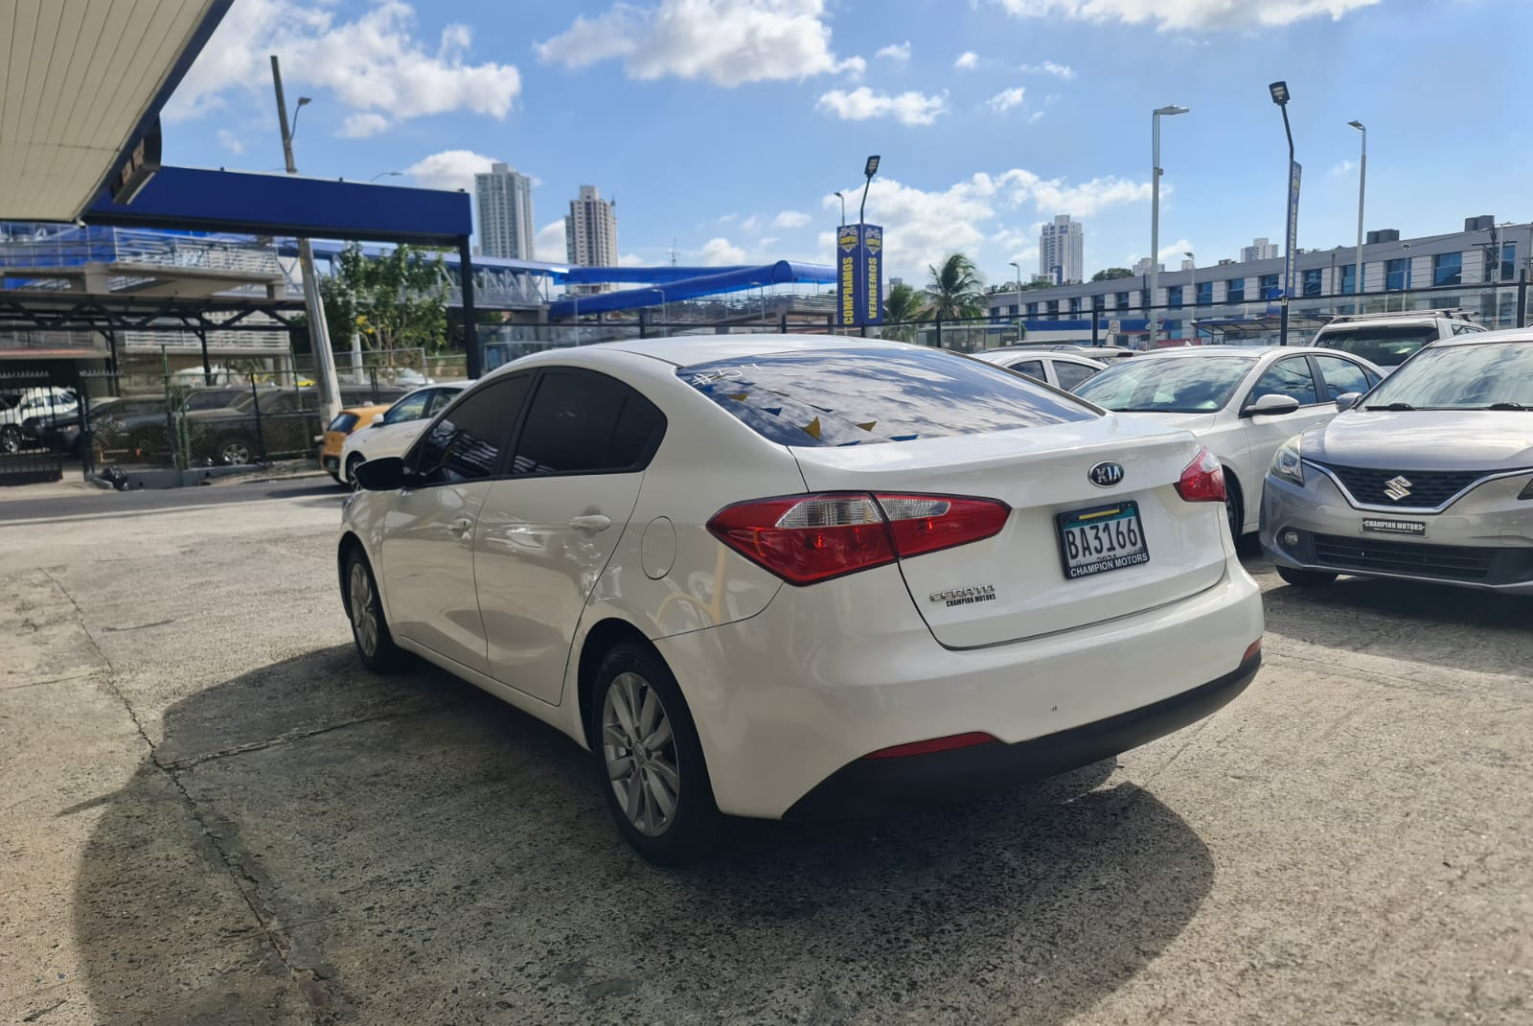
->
[1361,517,1426,536]
[1057,501,1150,580]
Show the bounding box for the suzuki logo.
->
[1384,475,1413,501]
[1088,461,1125,488]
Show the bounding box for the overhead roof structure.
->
[2,0,235,221]
[548,261,838,318]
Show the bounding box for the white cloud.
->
[773,210,811,228]
[993,0,1379,31]
[876,41,911,62]
[338,112,391,138]
[215,129,244,154]
[988,86,1026,113]
[817,87,948,126]
[536,0,865,87]
[536,221,568,262]
[619,253,646,267]
[999,169,1153,216]
[166,0,521,131]
[954,50,980,69]
[700,237,749,265]
[1018,60,1075,79]
[758,236,780,247]
[405,149,499,192]
[1330,159,1357,176]
[741,214,764,232]
[1027,110,1045,124]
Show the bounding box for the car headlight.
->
[1271,434,1305,486]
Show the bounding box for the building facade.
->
[1240,237,1280,263]
[1039,214,1084,285]
[474,163,536,261]
[565,185,619,269]
[989,217,1530,345]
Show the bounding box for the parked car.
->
[1262,328,1533,592]
[339,336,1264,863]
[1311,309,1484,374]
[973,348,1106,390]
[337,381,467,485]
[319,401,398,483]
[1072,346,1382,539]
[0,387,77,454]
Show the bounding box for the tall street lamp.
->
[1151,105,1189,347]
[1348,120,1366,306]
[1270,80,1296,345]
[833,191,847,227]
[648,287,668,326]
[1185,250,1196,344]
[1010,260,1023,340]
[858,155,880,225]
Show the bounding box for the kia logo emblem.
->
[1088,461,1125,487]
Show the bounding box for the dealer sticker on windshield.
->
[1361,518,1427,536]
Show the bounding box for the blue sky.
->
[161,0,1531,285]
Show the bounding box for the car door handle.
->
[569,514,612,532]
[449,516,475,536]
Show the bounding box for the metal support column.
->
[458,238,481,379]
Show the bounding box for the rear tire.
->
[218,436,256,465]
[0,425,20,454]
[1276,565,1338,588]
[343,548,403,672]
[1222,469,1243,541]
[345,453,365,490]
[591,643,719,866]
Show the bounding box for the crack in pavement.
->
[37,567,358,1024]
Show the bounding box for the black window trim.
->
[506,367,669,480]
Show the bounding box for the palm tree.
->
[925,253,987,320]
[880,283,926,341]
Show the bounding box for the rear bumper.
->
[786,651,1260,820]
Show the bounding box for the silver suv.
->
[1311,309,1485,374]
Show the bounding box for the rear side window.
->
[512,369,666,475]
[413,376,531,484]
[1314,356,1373,399]
[1053,361,1098,391]
[677,347,1094,447]
[383,391,430,424]
[1008,359,1047,380]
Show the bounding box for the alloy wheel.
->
[348,562,379,658]
[221,440,253,465]
[602,672,680,837]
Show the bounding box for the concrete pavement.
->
[2,494,1530,1025]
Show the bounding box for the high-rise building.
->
[1241,237,1279,262]
[565,185,619,269]
[474,162,535,260]
[1039,214,1084,285]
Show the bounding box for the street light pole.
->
[1009,260,1022,342]
[834,191,846,227]
[858,155,880,225]
[1151,105,1189,349]
[1270,81,1296,346]
[1349,120,1366,308]
[270,55,342,424]
[1185,251,1196,344]
[649,287,667,326]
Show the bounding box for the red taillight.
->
[863,731,1000,760]
[707,492,1010,585]
[1174,447,1226,504]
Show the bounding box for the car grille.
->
[1314,463,1492,508]
[1312,534,1496,582]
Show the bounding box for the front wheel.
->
[345,453,365,490]
[593,643,719,865]
[0,425,20,454]
[1276,565,1338,588]
[344,548,403,672]
[218,436,256,465]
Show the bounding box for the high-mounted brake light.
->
[707,492,1010,585]
[1174,447,1226,504]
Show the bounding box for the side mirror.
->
[352,456,406,491]
[1242,393,1302,418]
[1335,392,1363,412]
[370,413,385,427]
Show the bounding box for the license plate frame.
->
[1056,500,1151,580]
[1360,517,1426,537]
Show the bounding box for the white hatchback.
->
[337,382,467,485]
[1072,346,1382,538]
[339,336,1264,863]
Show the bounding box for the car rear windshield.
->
[1073,355,1258,413]
[1314,326,1436,367]
[1362,342,1533,410]
[328,412,359,433]
[676,347,1095,447]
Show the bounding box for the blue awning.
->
[550,261,837,317]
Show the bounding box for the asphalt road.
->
[0,475,343,524]
[2,492,1530,1025]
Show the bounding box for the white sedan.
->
[338,381,467,485]
[1072,345,1382,538]
[972,348,1106,390]
[339,336,1264,863]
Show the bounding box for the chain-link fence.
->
[0,369,75,485]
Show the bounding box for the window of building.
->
[1196,281,1213,305]
[1226,278,1245,303]
[1303,268,1323,297]
[1502,243,1517,282]
[1340,263,1357,295]
[1432,252,1462,287]
[1114,291,1130,310]
[1092,293,1106,311]
[1046,300,1059,316]
[1069,296,1081,314]
[1259,273,1280,298]
[1167,285,1184,309]
[1026,301,1039,316]
[1139,289,1150,310]
[1386,258,1410,291]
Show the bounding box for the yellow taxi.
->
[318,401,394,483]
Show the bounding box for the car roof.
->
[1421,326,1533,348]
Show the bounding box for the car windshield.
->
[1314,326,1436,367]
[1072,355,1257,412]
[183,390,244,411]
[677,347,1096,447]
[1362,341,1533,410]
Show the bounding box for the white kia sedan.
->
[1072,346,1382,539]
[337,381,467,486]
[972,348,1106,390]
[339,336,1264,863]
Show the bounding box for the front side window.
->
[412,376,531,484]
[1433,252,1462,287]
[1250,357,1320,407]
[1314,355,1373,399]
[382,391,430,425]
[513,369,665,475]
[427,388,464,415]
[1364,342,1533,409]
[679,347,1094,447]
[1073,356,1258,413]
